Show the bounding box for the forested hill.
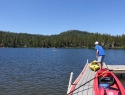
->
[59,30,93,35]
[0,30,125,49]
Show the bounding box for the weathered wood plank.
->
[107,65,125,73]
[107,65,125,70]
[87,86,94,95]
[72,64,95,95]
[73,65,90,95]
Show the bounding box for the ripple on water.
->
[0,48,125,95]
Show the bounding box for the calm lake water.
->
[0,48,125,95]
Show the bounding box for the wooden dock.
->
[107,65,125,74]
[67,62,125,95]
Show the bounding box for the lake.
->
[0,48,125,95]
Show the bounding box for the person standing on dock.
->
[94,41,105,69]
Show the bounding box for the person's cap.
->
[95,41,99,45]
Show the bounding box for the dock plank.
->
[106,65,125,73]
[107,65,125,70]
[72,64,95,95]
[86,86,93,95]
[81,67,91,95]
[73,64,90,95]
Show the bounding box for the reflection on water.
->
[0,48,125,95]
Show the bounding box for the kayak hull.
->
[94,68,125,95]
[89,60,100,71]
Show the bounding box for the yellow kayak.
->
[89,60,100,71]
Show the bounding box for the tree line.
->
[0,30,125,49]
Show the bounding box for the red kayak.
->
[94,68,125,95]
